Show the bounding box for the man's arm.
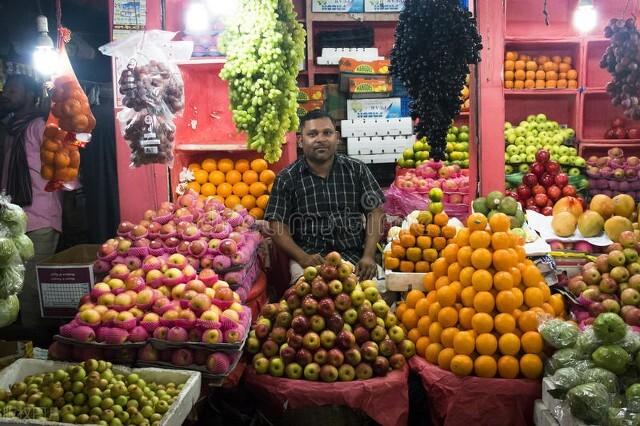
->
[269,220,324,268]
[356,207,384,280]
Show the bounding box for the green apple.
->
[536,113,547,122]
[517,145,527,155]
[565,128,575,138]
[402,149,414,160]
[413,140,426,151]
[505,165,513,174]
[558,146,569,156]
[527,114,536,122]
[458,132,469,142]
[558,155,570,165]
[459,125,469,133]
[506,145,518,156]
[504,122,513,129]
[568,147,577,156]
[405,159,415,168]
[518,164,530,173]
[568,167,581,177]
[515,136,526,146]
[509,154,522,164]
[573,157,586,167]
[462,159,469,168]
[446,143,455,153]
[446,133,457,142]
[515,127,526,137]
[526,154,536,163]
[525,145,537,155]
[450,125,459,134]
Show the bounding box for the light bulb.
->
[205,0,238,19]
[573,0,597,33]
[33,46,59,77]
[185,1,211,34]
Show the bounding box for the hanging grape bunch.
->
[601,18,640,120]
[391,0,482,161]
[220,0,305,163]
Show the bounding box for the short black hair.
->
[300,109,334,130]
[4,74,40,97]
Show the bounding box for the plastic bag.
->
[0,264,24,299]
[11,234,33,262]
[539,318,580,349]
[382,183,428,218]
[0,295,19,327]
[575,326,602,358]
[567,382,611,424]
[0,202,27,237]
[592,345,631,375]
[40,47,95,192]
[547,367,583,398]
[582,367,619,394]
[620,329,640,356]
[548,348,585,373]
[608,407,640,426]
[99,31,192,168]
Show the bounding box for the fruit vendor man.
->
[265,110,386,285]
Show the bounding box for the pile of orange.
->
[40,124,81,183]
[383,211,457,273]
[185,157,275,219]
[503,51,578,90]
[396,212,566,379]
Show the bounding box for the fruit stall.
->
[5,0,640,425]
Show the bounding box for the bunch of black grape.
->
[391,0,482,161]
[601,18,640,120]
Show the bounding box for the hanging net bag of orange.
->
[40,45,95,191]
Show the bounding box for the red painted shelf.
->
[504,89,579,96]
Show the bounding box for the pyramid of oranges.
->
[185,157,276,219]
[395,212,566,379]
[504,51,578,90]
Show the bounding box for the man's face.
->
[300,117,339,163]
[1,79,30,113]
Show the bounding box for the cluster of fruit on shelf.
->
[512,150,584,216]
[397,211,565,378]
[93,191,260,292]
[136,344,238,375]
[183,157,274,219]
[394,162,470,204]
[460,75,470,111]
[397,125,470,169]
[383,202,457,273]
[471,191,525,229]
[248,252,415,381]
[604,117,640,140]
[550,193,636,241]
[586,148,640,200]
[0,359,181,424]
[503,51,578,90]
[503,114,582,174]
[540,314,640,425]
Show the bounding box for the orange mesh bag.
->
[40,47,95,191]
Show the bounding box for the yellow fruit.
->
[520,354,543,379]
[476,333,498,356]
[521,331,543,354]
[450,354,473,376]
[453,331,475,355]
[498,333,521,356]
[471,312,493,334]
[474,355,498,378]
[437,347,456,370]
[498,355,520,379]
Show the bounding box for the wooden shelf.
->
[310,12,399,22]
[176,57,226,65]
[175,143,248,152]
[580,139,640,146]
[504,89,579,96]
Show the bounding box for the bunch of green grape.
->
[220,0,305,163]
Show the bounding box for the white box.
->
[364,0,405,11]
[347,135,413,155]
[312,0,364,12]
[341,117,413,137]
[535,400,560,426]
[0,359,201,426]
[347,98,403,119]
[350,153,398,164]
[317,48,382,65]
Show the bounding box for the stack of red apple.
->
[515,149,584,216]
[604,117,640,140]
[247,252,414,382]
[94,190,261,301]
[52,252,251,374]
[136,344,241,376]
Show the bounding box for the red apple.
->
[534,193,548,207]
[612,117,626,128]
[525,198,537,208]
[531,163,545,177]
[516,185,531,201]
[535,150,550,163]
[522,173,538,187]
[554,173,569,188]
[544,161,560,176]
[532,185,546,195]
[613,127,628,139]
[541,206,554,216]
[547,185,561,201]
[540,173,555,187]
[605,128,616,139]
[562,185,577,197]
[628,128,640,139]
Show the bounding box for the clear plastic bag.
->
[567,382,611,424]
[382,183,428,218]
[547,367,583,398]
[539,318,580,349]
[11,234,33,262]
[0,201,27,237]
[0,264,24,299]
[0,295,19,328]
[582,367,620,394]
[99,31,192,168]
[548,348,585,373]
[575,326,603,358]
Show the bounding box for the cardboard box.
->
[348,77,392,98]
[317,48,382,65]
[0,359,201,426]
[36,244,99,318]
[347,98,403,119]
[341,117,413,137]
[347,135,413,155]
[364,0,405,12]
[350,153,398,164]
[312,0,364,13]
[298,86,326,103]
[296,100,324,118]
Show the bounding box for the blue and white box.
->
[347,98,404,119]
[312,0,365,13]
[364,0,404,12]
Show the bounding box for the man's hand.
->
[355,255,377,281]
[298,253,325,268]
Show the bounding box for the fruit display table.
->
[409,357,541,426]
[244,365,409,426]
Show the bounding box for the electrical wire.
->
[543,0,549,26]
